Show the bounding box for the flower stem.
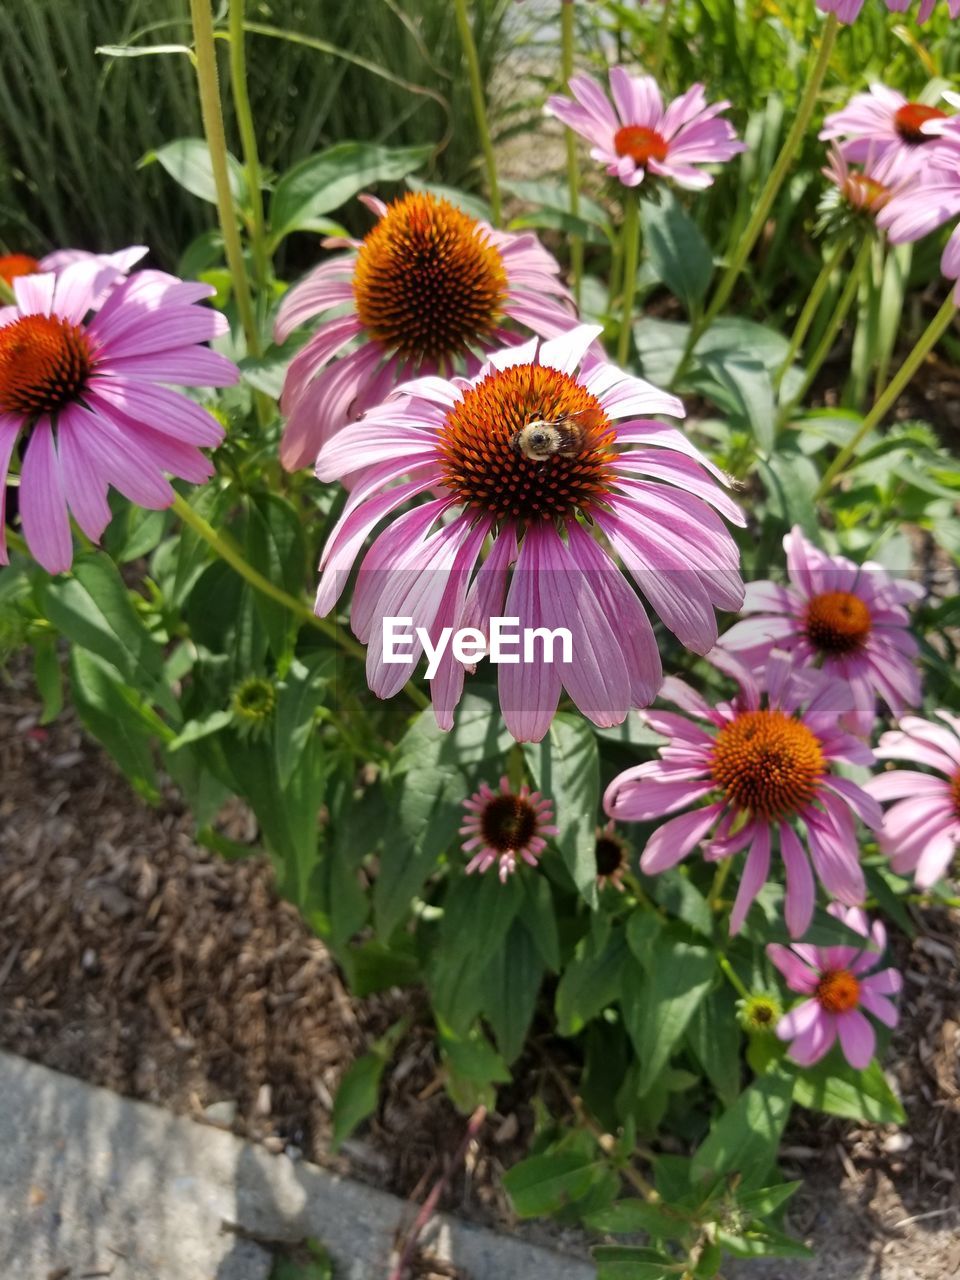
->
[228,0,269,302]
[708,855,733,914]
[189,0,262,358]
[169,493,430,711]
[814,292,957,500]
[617,190,641,366]
[560,0,583,307]
[652,0,674,78]
[774,230,850,394]
[453,0,502,226]
[717,953,750,1001]
[672,12,839,386]
[778,233,871,427]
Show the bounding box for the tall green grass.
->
[0,0,515,267]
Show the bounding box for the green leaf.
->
[686,984,742,1108]
[524,712,599,906]
[166,709,235,752]
[40,553,172,711]
[593,1245,675,1279]
[140,137,246,207]
[405,175,491,222]
[587,1199,690,1239]
[694,355,775,454]
[641,191,714,313]
[481,918,544,1063]
[499,177,610,227]
[32,633,63,724]
[791,1056,905,1124]
[270,142,432,242]
[621,936,714,1096]
[69,649,165,802]
[737,1181,802,1219]
[330,1053,385,1153]
[502,1152,600,1218]
[756,451,821,539]
[555,928,628,1036]
[519,873,561,970]
[650,869,712,937]
[274,652,337,787]
[244,494,307,663]
[692,1069,794,1189]
[717,1226,812,1259]
[439,1022,510,1113]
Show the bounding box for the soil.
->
[1,651,959,1279]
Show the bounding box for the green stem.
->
[652,0,674,77]
[560,0,583,307]
[774,231,850,394]
[228,0,269,301]
[707,856,733,914]
[672,13,839,386]
[814,292,957,500]
[717,953,750,1001]
[507,741,526,791]
[189,0,261,358]
[169,493,430,710]
[453,0,501,225]
[778,235,871,427]
[617,190,641,366]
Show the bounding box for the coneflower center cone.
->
[438,363,616,521]
[815,968,860,1014]
[613,125,669,166]
[0,314,92,416]
[894,103,947,144]
[479,793,539,853]
[711,709,825,820]
[352,192,508,362]
[805,590,871,655]
[0,254,41,286]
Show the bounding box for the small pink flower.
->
[594,820,630,892]
[604,649,882,938]
[312,324,745,742]
[719,526,922,736]
[821,144,899,219]
[821,84,954,182]
[818,0,960,21]
[460,776,557,881]
[768,905,902,1069]
[865,712,960,887]
[546,68,744,191]
[0,262,237,573]
[274,191,575,473]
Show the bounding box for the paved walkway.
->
[0,1051,594,1280]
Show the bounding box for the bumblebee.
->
[511,411,588,462]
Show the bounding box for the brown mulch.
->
[1,648,959,1275]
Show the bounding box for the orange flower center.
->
[0,314,93,416]
[951,771,960,822]
[0,254,41,286]
[842,174,891,215]
[805,590,871,656]
[480,793,538,853]
[352,192,508,363]
[815,968,861,1014]
[613,125,669,166]
[711,709,825,820]
[438,362,616,522]
[894,102,946,144]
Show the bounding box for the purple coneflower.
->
[313,324,745,742]
[546,68,744,191]
[866,712,960,887]
[768,905,901,1069]
[460,776,556,881]
[0,261,237,573]
[594,820,630,892]
[821,84,953,181]
[604,650,882,938]
[818,0,959,22]
[274,191,575,472]
[719,526,922,736]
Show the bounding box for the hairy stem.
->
[561,0,583,307]
[774,231,850,394]
[617,190,641,366]
[453,0,502,225]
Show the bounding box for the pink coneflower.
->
[865,712,960,887]
[460,776,557,881]
[0,262,237,573]
[820,143,899,224]
[0,246,147,323]
[818,0,960,21]
[594,820,630,892]
[313,324,745,742]
[821,84,953,181]
[545,69,745,191]
[719,526,922,736]
[274,191,575,472]
[604,650,882,938]
[768,905,902,1069]
[877,125,960,300]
